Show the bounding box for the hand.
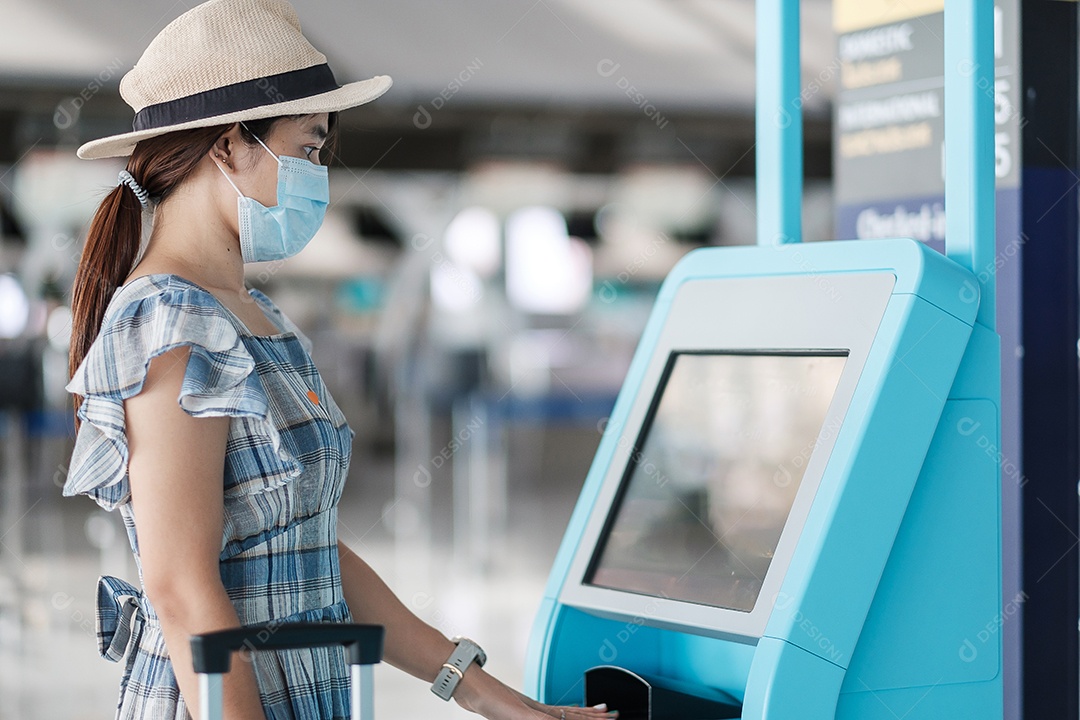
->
[513,692,617,720]
[455,667,617,720]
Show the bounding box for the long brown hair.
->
[69,113,338,419]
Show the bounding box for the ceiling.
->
[0,1,837,174]
[1,0,836,112]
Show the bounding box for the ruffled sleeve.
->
[64,277,302,512]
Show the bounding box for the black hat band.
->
[132,63,339,132]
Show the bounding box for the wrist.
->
[452,664,491,714]
[432,637,487,702]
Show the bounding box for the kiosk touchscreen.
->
[586,351,847,615]
[526,240,1002,719]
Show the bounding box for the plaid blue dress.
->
[64,274,356,719]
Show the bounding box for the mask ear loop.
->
[214,157,245,199]
[215,122,282,198]
[240,121,282,165]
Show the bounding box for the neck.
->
[138,175,246,292]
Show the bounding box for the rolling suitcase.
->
[191,622,385,720]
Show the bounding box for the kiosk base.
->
[584,666,742,720]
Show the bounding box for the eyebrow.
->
[309,124,328,142]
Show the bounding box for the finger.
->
[557,705,618,718]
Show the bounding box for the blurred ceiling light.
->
[431,261,483,313]
[461,161,572,214]
[445,207,501,278]
[0,274,29,339]
[505,207,592,315]
[11,151,123,230]
[608,164,717,230]
[46,305,72,352]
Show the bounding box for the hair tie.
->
[117,170,150,209]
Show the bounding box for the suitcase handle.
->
[190,622,385,674]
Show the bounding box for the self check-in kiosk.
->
[525,1,1003,718]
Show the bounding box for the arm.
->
[126,347,265,720]
[337,541,615,719]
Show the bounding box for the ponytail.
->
[69,182,144,419]
[67,124,233,422]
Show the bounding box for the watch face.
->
[471,640,487,664]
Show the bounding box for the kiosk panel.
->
[557,269,896,641]
[587,352,847,612]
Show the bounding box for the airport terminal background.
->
[0,0,1077,718]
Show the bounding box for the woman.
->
[63,1,615,718]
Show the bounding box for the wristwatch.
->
[431,637,487,701]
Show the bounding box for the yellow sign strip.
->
[834,0,944,33]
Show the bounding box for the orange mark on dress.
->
[306,390,320,405]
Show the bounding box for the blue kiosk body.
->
[525,1,1002,718]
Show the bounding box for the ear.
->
[210,124,245,171]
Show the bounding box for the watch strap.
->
[431,637,487,701]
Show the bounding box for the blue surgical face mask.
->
[216,125,330,263]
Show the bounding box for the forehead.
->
[272,114,329,140]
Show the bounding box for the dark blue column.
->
[1021,2,1080,717]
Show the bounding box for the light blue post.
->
[199,673,223,720]
[944,0,996,329]
[755,0,801,246]
[351,664,374,720]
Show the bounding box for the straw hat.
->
[77,0,392,160]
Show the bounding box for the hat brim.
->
[77,75,392,160]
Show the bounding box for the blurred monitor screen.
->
[586,351,847,612]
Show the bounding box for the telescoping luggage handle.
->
[191,622,385,720]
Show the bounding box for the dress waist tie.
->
[95,575,148,663]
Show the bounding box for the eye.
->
[304,145,320,160]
